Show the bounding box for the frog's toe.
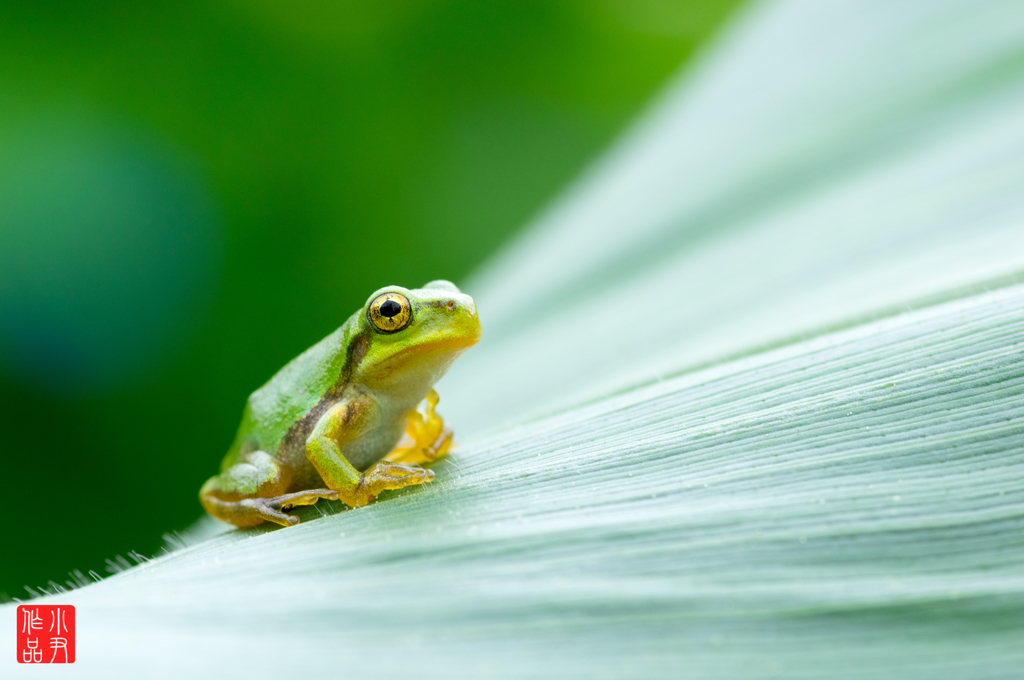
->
[423,428,453,462]
[270,488,340,512]
[238,498,300,527]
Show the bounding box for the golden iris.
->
[368,292,412,333]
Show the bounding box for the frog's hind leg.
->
[200,451,338,528]
[384,389,454,465]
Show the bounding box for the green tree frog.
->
[200,281,481,527]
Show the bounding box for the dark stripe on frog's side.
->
[275,330,371,461]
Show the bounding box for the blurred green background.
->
[0,0,741,597]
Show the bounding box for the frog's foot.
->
[344,462,435,507]
[241,489,340,527]
[204,488,339,528]
[383,427,453,465]
[384,389,454,465]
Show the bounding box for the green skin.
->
[200,280,481,527]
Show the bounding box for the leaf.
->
[6,0,1024,677]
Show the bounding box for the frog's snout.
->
[443,294,478,318]
[442,295,481,344]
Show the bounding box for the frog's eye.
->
[368,292,412,333]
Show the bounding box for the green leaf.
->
[7,0,1024,677]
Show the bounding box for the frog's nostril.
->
[446,299,457,311]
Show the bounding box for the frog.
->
[200,280,481,527]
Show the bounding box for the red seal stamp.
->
[16,605,75,664]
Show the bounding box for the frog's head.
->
[353,280,481,394]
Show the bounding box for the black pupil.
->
[380,299,402,318]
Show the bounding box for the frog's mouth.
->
[378,330,481,370]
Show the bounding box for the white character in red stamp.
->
[23,637,42,663]
[20,607,42,635]
[49,607,68,635]
[50,637,69,663]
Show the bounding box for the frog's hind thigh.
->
[200,451,338,528]
[384,389,454,465]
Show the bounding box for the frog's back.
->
[220,314,357,469]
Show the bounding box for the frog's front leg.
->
[305,398,435,508]
[384,389,453,465]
